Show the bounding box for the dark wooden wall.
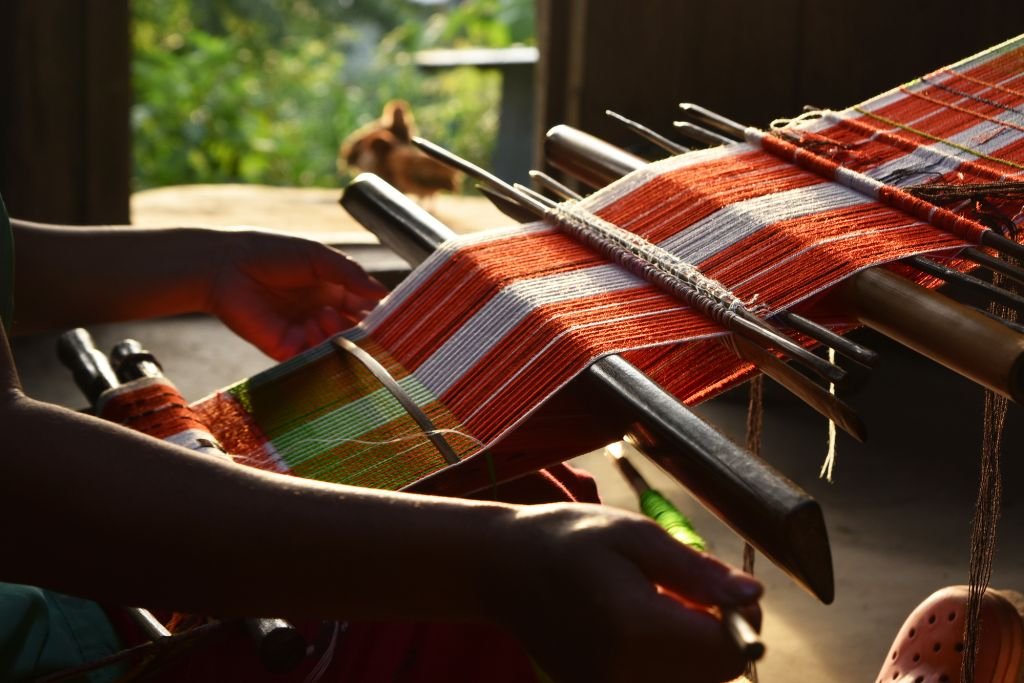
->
[537,1,1024,162]
[0,1,131,224]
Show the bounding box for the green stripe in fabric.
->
[267,375,441,468]
[0,194,13,332]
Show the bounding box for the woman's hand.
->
[10,222,386,345]
[485,503,762,683]
[205,230,388,360]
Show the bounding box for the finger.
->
[341,290,381,317]
[617,522,762,608]
[273,325,308,361]
[317,306,348,337]
[304,318,324,350]
[310,246,389,298]
[650,596,750,682]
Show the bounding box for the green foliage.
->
[132,0,533,190]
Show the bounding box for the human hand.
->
[485,503,762,683]
[205,230,388,360]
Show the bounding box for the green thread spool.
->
[639,489,706,551]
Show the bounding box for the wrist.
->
[473,503,554,628]
[179,227,236,315]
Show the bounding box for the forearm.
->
[11,220,224,333]
[0,389,514,621]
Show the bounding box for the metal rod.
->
[962,247,1024,287]
[606,110,689,155]
[341,173,835,603]
[981,230,1024,263]
[546,125,648,189]
[416,135,848,387]
[776,310,879,367]
[974,305,1024,335]
[477,184,539,223]
[677,103,747,140]
[906,255,1024,315]
[673,121,734,147]
[530,170,583,201]
[730,336,866,442]
[514,182,559,209]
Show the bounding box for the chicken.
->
[338,100,459,201]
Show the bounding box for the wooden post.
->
[0,1,131,224]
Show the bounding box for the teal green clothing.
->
[0,586,125,682]
[1,192,12,331]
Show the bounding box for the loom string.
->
[961,268,1014,682]
[819,347,838,483]
[743,374,763,683]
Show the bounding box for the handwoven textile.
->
[193,35,1024,493]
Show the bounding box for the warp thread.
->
[819,347,838,483]
[961,269,1014,682]
[907,182,1024,238]
[287,428,489,453]
[743,374,763,683]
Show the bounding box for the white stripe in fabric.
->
[726,220,959,313]
[361,222,552,335]
[658,183,867,263]
[865,109,1024,186]
[456,301,720,438]
[415,264,645,395]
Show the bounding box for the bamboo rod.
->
[839,268,1024,402]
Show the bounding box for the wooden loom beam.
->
[340,173,835,604]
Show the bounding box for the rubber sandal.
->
[876,586,1023,683]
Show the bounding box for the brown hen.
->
[338,100,459,200]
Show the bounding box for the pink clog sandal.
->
[877,586,1023,683]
